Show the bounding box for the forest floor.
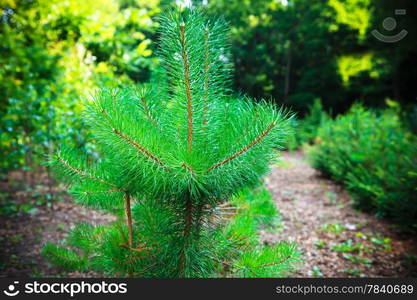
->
[1,150,417,277]
[262,151,417,277]
[0,173,114,277]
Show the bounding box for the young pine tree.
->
[42,9,297,277]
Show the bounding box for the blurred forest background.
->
[0,0,417,166]
[1,0,416,167]
[1,0,416,263]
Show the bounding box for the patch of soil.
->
[262,151,417,277]
[0,177,115,278]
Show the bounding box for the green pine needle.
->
[42,243,88,272]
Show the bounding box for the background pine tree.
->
[42,8,299,278]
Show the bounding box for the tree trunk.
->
[284,40,292,103]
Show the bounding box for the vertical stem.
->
[178,190,193,277]
[179,23,193,153]
[284,40,292,104]
[124,192,133,248]
[193,201,205,240]
[203,27,210,133]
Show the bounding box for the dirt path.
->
[0,183,115,277]
[262,151,417,277]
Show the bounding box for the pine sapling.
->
[42,9,298,278]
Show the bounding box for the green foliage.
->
[205,0,417,117]
[0,0,159,173]
[344,268,361,276]
[311,266,324,277]
[343,254,373,265]
[318,222,347,235]
[224,187,300,277]
[232,242,300,278]
[309,105,417,231]
[0,187,54,216]
[314,240,327,249]
[331,239,367,253]
[328,0,371,39]
[286,99,329,150]
[41,243,88,271]
[203,0,362,113]
[2,0,417,174]
[230,186,280,229]
[369,235,392,251]
[42,9,298,278]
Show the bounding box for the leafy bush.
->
[286,99,329,150]
[309,105,417,231]
[204,0,417,115]
[0,0,159,173]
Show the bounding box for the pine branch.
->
[119,240,156,253]
[181,162,196,174]
[112,128,167,167]
[135,87,160,129]
[111,254,153,266]
[83,189,124,195]
[48,250,80,263]
[245,266,260,277]
[57,156,117,188]
[99,107,167,167]
[140,96,158,127]
[231,112,261,147]
[132,262,158,277]
[179,22,194,153]
[207,122,277,172]
[124,192,134,248]
[116,223,129,245]
[258,255,291,268]
[41,243,87,271]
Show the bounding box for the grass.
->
[311,266,323,277]
[343,268,361,276]
[343,254,373,265]
[314,240,327,249]
[331,239,368,253]
[318,222,347,234]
